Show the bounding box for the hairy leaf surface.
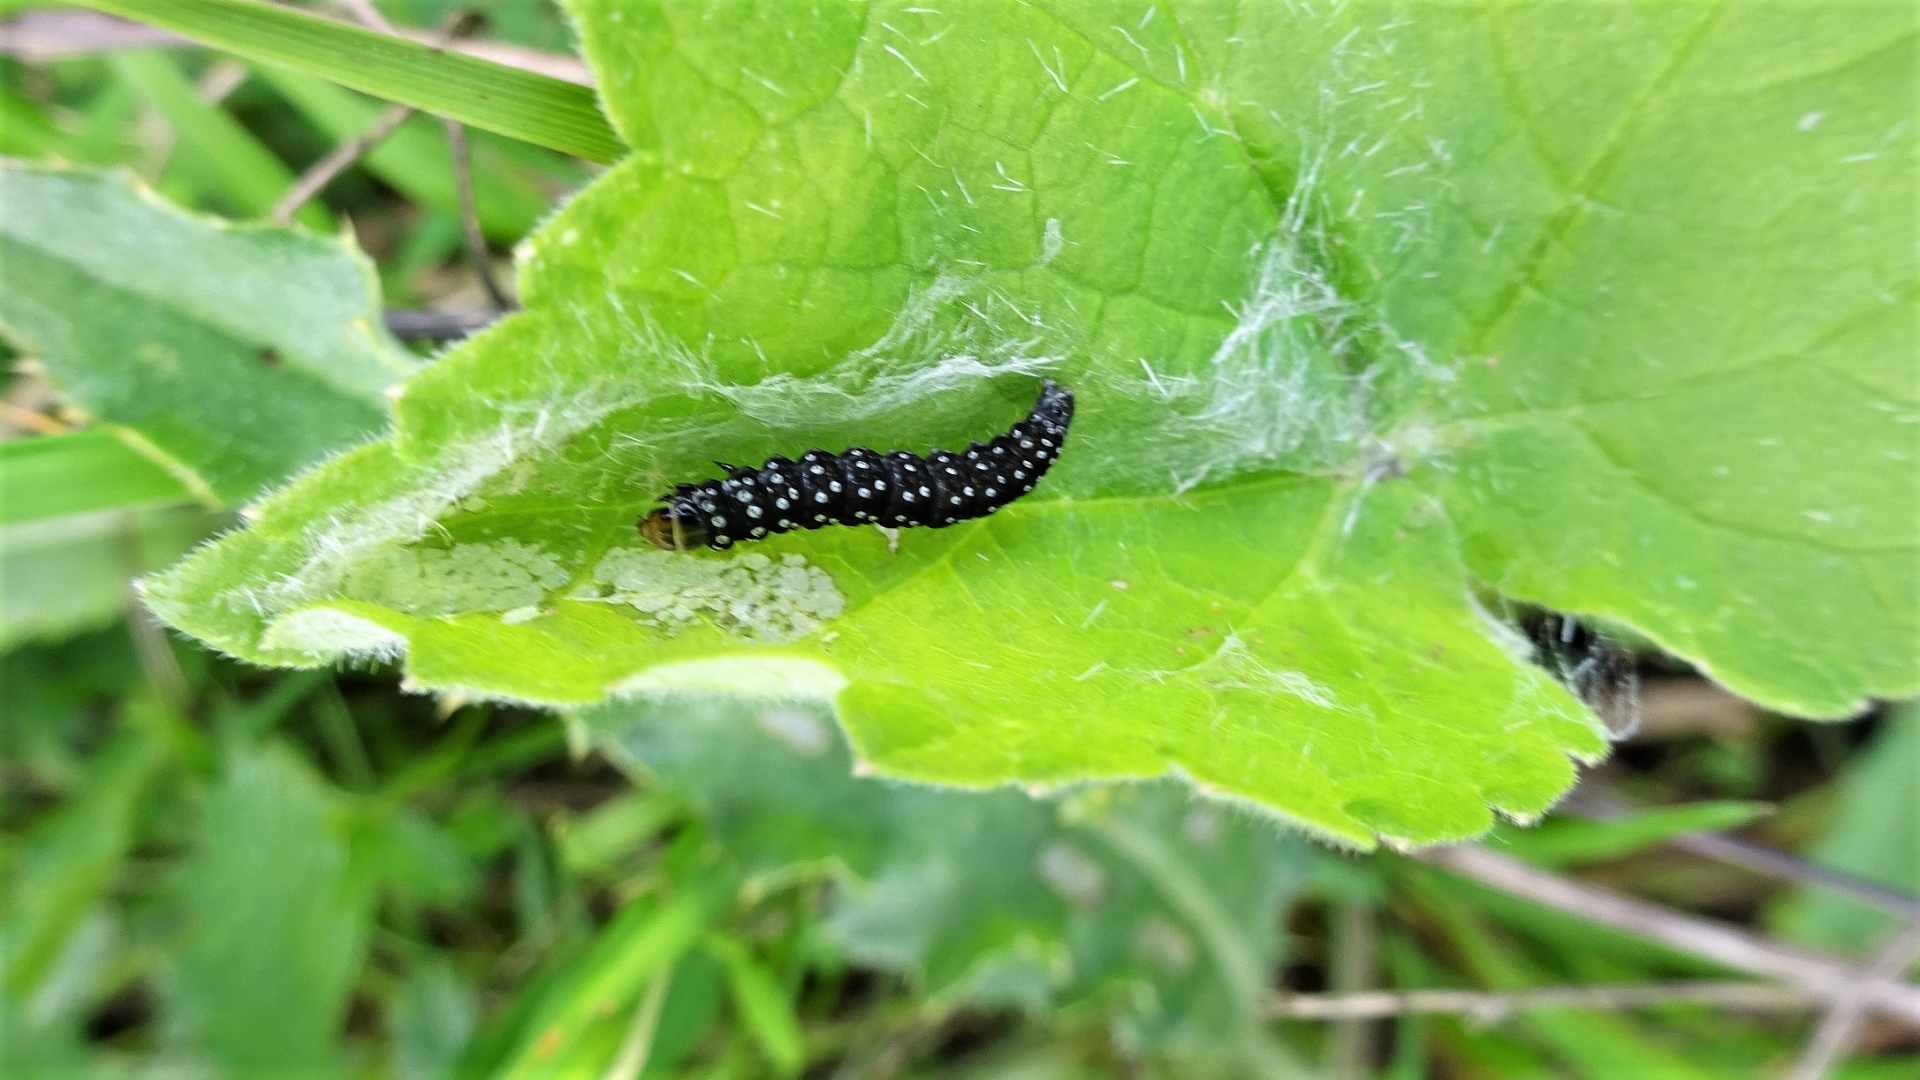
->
[146,2,1917,845]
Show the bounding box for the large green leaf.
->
[146,2,1916,845]
[0,164,413,505]
[586,693,1307,1049]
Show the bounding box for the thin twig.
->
[332,3,510,309]
[1324,903,1378,1079]
[1418,846,1920,1023]
[0,400,70,435]
[1674,832,1920,922]
[383,309,496,339]
[1266,981,1821,1021]
[444,117,513,310]
[270,102,412,224]
[331,0,396,35]
[1563,786,1920,922]
[195,58,248,105]
[1787,921,1920,1080]
[0,10,183,61]
[125,586,189,712]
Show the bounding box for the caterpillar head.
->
[638,502,711,551]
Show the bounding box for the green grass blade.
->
[0,430,196,526]
[74,0,624,163]
[702,934,804,1076]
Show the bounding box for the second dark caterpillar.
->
[639,380,1074,551]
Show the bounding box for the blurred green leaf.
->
[0,87,130,167]
[0,163,412,505]
[256,67,558,244]
[1,714,164,997]
[1773,701,1920,951]
[357,804,481,909]
[703,934,803,1076]
[1489,801,1773,869]
[640,949,725,1078]
[0,506,214,651]
[107,49,331,230]
[173,742,371,1074]
[0,629,142,792]
[393,958,478,1080]
[0,431,195,526]
[76,0,624,162]
[589,693,1308,1046]
[0,993,89,1079]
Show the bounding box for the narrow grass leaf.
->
[0,430,195,526]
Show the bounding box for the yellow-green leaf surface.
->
[0,164,413,504]
[146,2,1917,847]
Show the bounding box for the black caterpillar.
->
[639,380,1074,551]
[1519,607,1642,739]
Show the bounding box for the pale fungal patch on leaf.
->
[576,547,846,643]
[261,607,406,662]
[341,539,570,617]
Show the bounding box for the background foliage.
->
[0,1,1915,1078]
